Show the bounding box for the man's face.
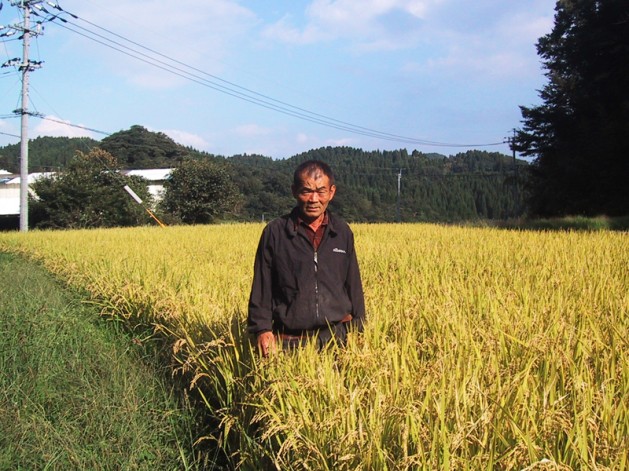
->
[292,169,336,222]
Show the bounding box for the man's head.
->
[292,160,336,223]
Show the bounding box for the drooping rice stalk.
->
[1,224,627,469]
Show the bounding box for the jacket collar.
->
[286,207,337,237]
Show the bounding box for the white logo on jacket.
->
[333,248,346,254]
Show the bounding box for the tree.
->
[29,149,153,229]
[161,159,241,224]
[516,0,629,216]
[0,136,98,173]
[3,134,527,223]
[99,125,189,169]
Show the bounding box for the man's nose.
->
[308,191,320,202]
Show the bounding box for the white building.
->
[124,168,172,201]
[0,172,55,217]
[0,169,172,225]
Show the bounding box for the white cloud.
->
[61,0,258,89]
[290,131,318,148]
[402,5,553,81]
[261,16,325,45]
[262,0,552,76]
[497,12,554,45]
[306,0,435,27]
[263,0,441,49]
[234,124,274,137]
[160,129,209,150]
[34,116,96,138]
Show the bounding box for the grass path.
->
[0,252,206,470]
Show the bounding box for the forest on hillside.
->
[0,127,528,223]
[230,147,527,222]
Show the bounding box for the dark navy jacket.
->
[247,208,365,335]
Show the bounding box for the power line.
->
[0,112,111,139]
[36,113,110,136]
[39,4,506,149]
[55,19,443,145]
[0,129,19,138]
[72,14,505,148]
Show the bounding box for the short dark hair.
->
[293,160,335,187]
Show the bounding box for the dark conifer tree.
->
[516,0,629,216]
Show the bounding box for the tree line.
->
[0,126,528,228]
[231,147,527,223]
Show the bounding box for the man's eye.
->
[300,188,328,196]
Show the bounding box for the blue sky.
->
[1,0,554,160]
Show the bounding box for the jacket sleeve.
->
[247,226,274,335]
[345,230,366,332]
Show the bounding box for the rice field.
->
[1,223,627,470]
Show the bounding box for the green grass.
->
[0,252,208,470]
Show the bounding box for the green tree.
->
[161,159,241,224]
[29,149,152,229]
[0,136,98,173]
[99,125,189,169]
[516,0,629,216]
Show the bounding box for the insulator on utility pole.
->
[5,0,47,232]
[0,0,43,232]
[4,1,77,231]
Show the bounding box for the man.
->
[247,160,365,356]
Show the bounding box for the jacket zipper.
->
[313,250,319,320]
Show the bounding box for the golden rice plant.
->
[1,224,627,470]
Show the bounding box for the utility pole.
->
[511,129,517,176]
[19,1,33,232]
[1,1,46,231]
[396,168,402,222]
[505,128,520,219]
[504,129,517,175]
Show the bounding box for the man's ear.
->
[329,184,337,200]
[291,184,298,198]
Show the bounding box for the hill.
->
[0,127,528,222]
